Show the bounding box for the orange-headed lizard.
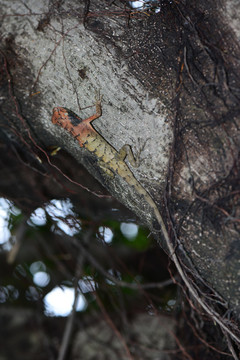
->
[51,98,169,237]
[51,98,238,340]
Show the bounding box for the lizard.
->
[50,98,240,344]
[51,97,168,235]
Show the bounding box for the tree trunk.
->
[0,0,240,355]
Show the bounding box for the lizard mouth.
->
[51,107,66,125]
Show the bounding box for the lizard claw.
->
[95,90,103,104]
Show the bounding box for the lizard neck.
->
[71,121,97,147]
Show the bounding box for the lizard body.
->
[51,100,161,223]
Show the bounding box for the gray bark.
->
[0,0,240,349]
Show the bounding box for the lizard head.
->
[52,107,82,128]
[51,106,98,147]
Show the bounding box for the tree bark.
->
[0,0,240,351]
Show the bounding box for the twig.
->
[223,330,239,360]
[7,215,29,264]
[153,200,240,344]
[94,290,134,360]
[183,46,198,86]
[57,253,84,360]
[71,234,174,290]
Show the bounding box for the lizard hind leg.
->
[116,144,140,168]
[116,138,150,168]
